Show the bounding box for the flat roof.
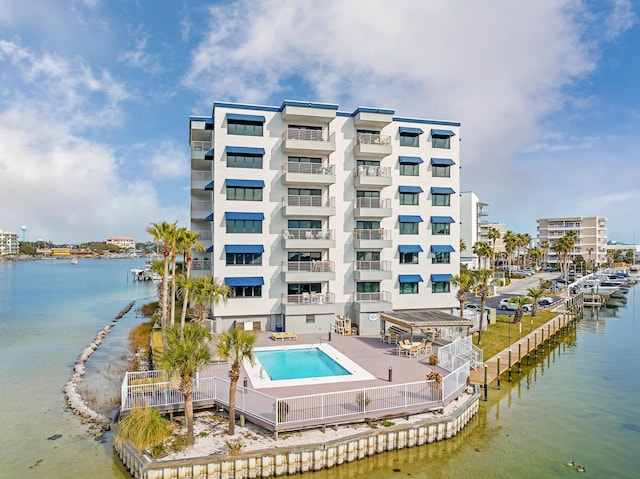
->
[381,309,475,329]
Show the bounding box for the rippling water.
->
[1,260,638,478]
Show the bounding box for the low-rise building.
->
[106,236,136,250]
[0,230,19,256]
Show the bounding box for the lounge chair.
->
[285,332,297,340]
[272,332,285,341]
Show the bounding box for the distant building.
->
[460,192,489,269]
[106,236,136,250]
[0,230,19,255]
[479,223,506,255]
[536,216,607,266]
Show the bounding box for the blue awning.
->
[398,156,424,164]
[399,185,424,193]
[431,157,455,166]
[399,274,424,283]
[431,245,455,253]
[204,181,214,190]
[225,179,265,188]
[399,126,424,135]
[431,274,453,282]
[224,244,264,254]
[224,212,265,221]
[431,216,455,223]
[205,149,214,158]
[224,276,264,287]
[225,146,265,155]
[431,187,456,195]
[398,245,424,253]
[398,215,424,223]
[205,246,214,253]
[226,113,266,123]
[204,213,214,222]
[431,129,456,137]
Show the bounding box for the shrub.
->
[224,439,245,455]
[355,392,371,410]
[115,406,171,452]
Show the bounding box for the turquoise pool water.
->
[254,347,351,380]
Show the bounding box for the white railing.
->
[283,128,335,142]
[355,165,392,177]
[356,290,391,302]
[357,132,391,146]
[438,337,483,370]
[282,228,333,240]
[283,260,335,272]
[191,200,210,211]
[121,362,470,430]
[355,260,392,272]
[193,231,211,241]
[191,141,212,152]
[191,259,211,271]
[355,197,391,209]
[283,195,335,207]
[283,292,335,305]
[284,162,334,175]
[191,171,210,181]
[354,229,391,240]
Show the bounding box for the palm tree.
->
[459,238,467,255]
[587,247,594,272]
[187,275,232,324]
[157,323,212,445]
[527,246,542,270]
[539,240,550,268]
[177,230,204,333]
[146,221,178,344]
[503,231,518,276]
[487,227,501,269]
[471,269,493,344]
[452,270,474,317]
[552,231,577,280]
[509,295,532,324]
[526,287,545,317]
[168,227,191,328]
[216,329,257,435]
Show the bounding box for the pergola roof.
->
[381,309,475,330]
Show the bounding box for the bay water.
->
[1,260,638,478]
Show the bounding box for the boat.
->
[572,279,620,296]
[131,260,161,281]
[628,265,640,281]
[70,257,78,265]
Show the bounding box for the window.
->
[400,163,419,176]
[288,251,322,262]
[356,220,381,230]
[228,119,263,136]
[288,125,323,140]
[432,252,451,264]
[431,135,450,149]
[227,186,262,201]
[230,285,262,297]
[400,132,419,147]
[400,282,419,294]
[226,220,262,234]
[289,156,322,164]
[356,190,381,198]
[288,187,321,196]
[226,253,262,265]
[432,193,451,206]
[306,314,315,324]
[432,281,451,293]
[356,159,381,167]
[432,165,450,177]
[357,251,380,261]
[357,282,380,293]
[432,222,450,235]
[400,192,419,205]
[400,222,418,235]
[288,219,322,229]
[400,252,419,264]
[227,153,263,169]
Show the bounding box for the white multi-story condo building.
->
[190,100,461,335]
[106,236,136,250]
[0,230,19,256]
[537,216,607,266]
[459,191,489,268]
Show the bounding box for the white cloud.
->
[119,36,163,74]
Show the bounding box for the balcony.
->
[353,197,392,218]
[191,199,211,221]
[282,162,336,186]
[281,103,336,123]
[354,291,392,313]
[192,230,211,242]
[282,195,336,217]
[282,260,335,282]
[282,292,336,315]
[191,141,212,160]
[354,133,392,158]
[354,260,392,281]
[354,165,392,188]
[354,229,392,249]
[282,228,336,249]
[191,171,211,191]
[282,128,336,155]
[353,110,394,128]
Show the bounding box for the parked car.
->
[542,266,559,272]
[465,304,492,312]
[520,269,535,276]
[538,296,555,307]
[499,298,533,312]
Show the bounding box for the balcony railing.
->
[355,197,391,209]
[356,291,392,302]
[193,230,211,241]
[283,128,335,143]
[355,260,392,272]
[191,258,211,271]
[191,200,210,211]
[191,141,212,152]
[354,229,391,240]
[357,132,391,146]
[282,260,335,272]
[355,165,392,177]
[283,292,335,304]
[283,162,334,175]
[283,228,334,240]
[283,195,335,207]
[191,171,210,181]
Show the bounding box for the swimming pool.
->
[244,343,375,388]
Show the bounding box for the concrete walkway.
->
[496,272,561,295]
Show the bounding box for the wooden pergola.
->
[381,309,475,341]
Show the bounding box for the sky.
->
[1,0,639,245]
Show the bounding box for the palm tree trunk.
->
[180,259,192,333]
[228,376,238,435]
[184,389,195,445]
[170,254,178,327]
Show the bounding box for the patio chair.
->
[418,339,432,356]
[408,344,419,358]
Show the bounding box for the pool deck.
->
[201,332,446,398]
